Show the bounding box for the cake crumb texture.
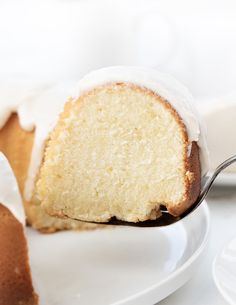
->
[37,83,201,222]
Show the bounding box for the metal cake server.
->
[77,155,236,227]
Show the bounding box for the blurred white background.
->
[1,0,236,100]
[1,3,236,305]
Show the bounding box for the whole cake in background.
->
[0,67,209,230]
[0,204,38,305]
[0,153,38,305]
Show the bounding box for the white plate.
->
[212,172,236,187]
[213,237,236,305]
[27,202,210,305]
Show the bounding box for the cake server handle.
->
[195,154,236,208]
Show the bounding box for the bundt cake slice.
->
[35,67,208,223]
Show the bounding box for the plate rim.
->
[112,201,211,305]
[212,237,236,305]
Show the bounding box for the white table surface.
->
[156,184,236,305]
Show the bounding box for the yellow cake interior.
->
[36,83,194,223]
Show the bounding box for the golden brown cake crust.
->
[0,114,34,197]
[166,141,201,216]
[0,114,36,226]
[0,204,38,305]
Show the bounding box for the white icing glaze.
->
[76,66,209,175]
[0,79,77,200]
[0,153,25,225]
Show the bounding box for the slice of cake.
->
[0,153,38,305]
[35,66,209,223]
